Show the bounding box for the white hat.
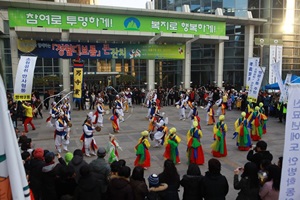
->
[87,112,94,120]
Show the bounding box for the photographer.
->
[246,140,273,169]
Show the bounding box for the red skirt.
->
[188,145,205,165]
[134,149,151,168]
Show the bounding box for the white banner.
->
[0,76,30,199]
[280,73,292,103]
[279,84,300,200]
[247,66,265,103]
[13,56,37,101]
[246,57,260,89]
[272,61,284,92]
[269,45,283,84]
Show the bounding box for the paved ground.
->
[22,103,285,199]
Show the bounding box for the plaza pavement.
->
[22,103,285,199]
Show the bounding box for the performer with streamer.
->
[163,127,181,164]
[134,130,151,170]
[80,112,98,157]
[211,115,227,157]
[186,121,205,165]
[110,102,120,133]
[54,112,69,153]
[233,112,251,151]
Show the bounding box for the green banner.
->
[8,8,226,36]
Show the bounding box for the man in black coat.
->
[202,158,229,200]
[247,140,273,169]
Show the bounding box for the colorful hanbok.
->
[247,106,268,141]
[186,121,205,165]
[234,112,251,151]
[163,127,181,164]
[106,134,122,164]
[207,102,215,125]
[110,107,119,133]
[134,131,151,169]
[211,115,227,157]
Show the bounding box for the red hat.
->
[33,148,44,160]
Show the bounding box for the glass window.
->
[36,58,43,66]
[44,58,53,66]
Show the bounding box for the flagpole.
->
[0,75,30,199]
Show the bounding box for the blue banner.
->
[17,40,185,60]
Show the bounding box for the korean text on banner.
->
[269,45,283,84]
[13,56,37,101]
[271,62,284,92]
[280,73,292,103]
[0,76,30,200]
[73,65,84,99]
[247,66,265,103]
[279,84,300,200]
[246,57,260,89]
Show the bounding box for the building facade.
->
[0,0,264,94]
[156,0,300,87]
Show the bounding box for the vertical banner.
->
[272,62,284,92]
[269,45,283,84]
[280,73,292,103]
[279,84,300,200]
[13,56,37,101]
[246,57,260,89]
[0,76,30,199]
[73,61,84,100]
[247,66,265,103]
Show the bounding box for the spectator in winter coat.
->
[233,162,260,200]
[202,158,229,200]
[247,140,273,170]
[130,166,148,200]
[106,165,134,200]
[158,159,180,200]
[180,163,204,200]
[68,149,88,183]
[74,164,103,200]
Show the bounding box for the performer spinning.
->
[175,94,187,120]
[106,133,123,164]
[186,121,205,165]
[247,106,268,141]
[48,101,59,127]
[110,102,120,133]
[54,112,69,153]
[148,102,158,137]
[115,95,125,122]
[81,112,98,157]
[205,100,215,125]
[153,114,168,147]
[163,127,181,164]
[95,98,105,128]
[134,130,151,170]
[211,115,227,157]
[234,112,251,151]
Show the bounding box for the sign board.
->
[8,8,226,36]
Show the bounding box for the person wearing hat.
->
[47,101,59,127]
[95,98,105,128]
[89,147,111,197]
[115,94,125,122]
[211,115,228,157]
[81,112,98,157]
[29,148,45,200]
[245,99,254,118]
[175,93,187,120]
[186,121,205,165]
[22,101,36,133]
[153,114,168,147]
[147,174,168,199]
[204,100,215,125]
[163,127,181,164]
[147,101,158,135]
[54,111,69,153]
[134,130,151,169]
[106,133,123,164]
[64,152,73,165]
[234,112,252,151]
[247,106,267,141]
[125,87,133,107]
[110,101,120,133]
